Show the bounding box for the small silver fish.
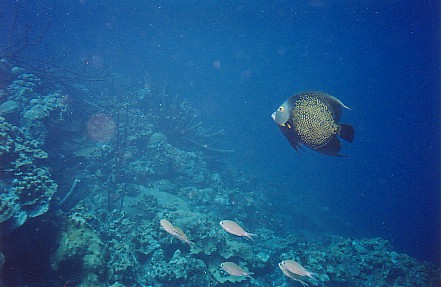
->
[278,262,309,287]
[160,219,193,246]
[220,262,253,278]
[281,260,317,278]
[219,220,257,240]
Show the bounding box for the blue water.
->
[1,0,440,268]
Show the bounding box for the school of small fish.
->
[160,218,319,283]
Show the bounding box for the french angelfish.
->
[272,91,355,156]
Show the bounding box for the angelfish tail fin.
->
[338,123,355,143]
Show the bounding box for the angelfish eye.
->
[278,106,284,112]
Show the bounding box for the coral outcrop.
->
[51,213,109,286]
[0,61,75,234]
[0,116,56,232]
[278,236,441,287]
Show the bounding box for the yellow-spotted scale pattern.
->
[291,95,339,149]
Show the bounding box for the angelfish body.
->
[272,91,354,156]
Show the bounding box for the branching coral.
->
[150,91,233,154]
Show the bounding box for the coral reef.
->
[0,116,57,232]
[1,60,68,140]
[59,178,441,287]
[278,236,441,287]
